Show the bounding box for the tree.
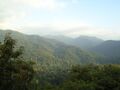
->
[0,33,35,90]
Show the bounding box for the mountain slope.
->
[73,36,104,49]
[0,30,98,68]
[91,40,120,58]
[46,35,73,45]
[46,35,104,49]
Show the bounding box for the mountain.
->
[46,35,104,49]
[0,29,120,65]
[90,40,120,64]
[0,30,99,69]
[72,36,104,49]
[91,40,120,57]
[36,34,120,64]
[46,35,73,44]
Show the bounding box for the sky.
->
[0,0,120,40]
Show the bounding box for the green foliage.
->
[29,64,120,90]
[0,34,35,90]
[57,64,120,90]
[0,31,120,90]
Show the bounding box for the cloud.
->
[0,0,120,40]
[0,12,26,30]
[19,20,92,36]
[63,27,120,40]
[20,20,120,40]
[20,20,91,30]
[14,0,67,10]
[0,0,27,29]
[0,0,68,29]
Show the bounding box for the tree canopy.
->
[0,33,35,90]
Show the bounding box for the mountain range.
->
[47,35,104,49]
[46,34,120,63]
[0,30,100,69]
[0,29,120,66]
[91,40,120,58]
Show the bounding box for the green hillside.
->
[0,30,120,90]
[46,35,104,49]
[91,40,120,63]
[0,30,98,69]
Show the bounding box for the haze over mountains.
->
[0,29,120,65]
[91,40,120,58]
[0,30,99,68]
[47,34,120,61]
[47,35,104,49]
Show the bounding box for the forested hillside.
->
[90,40,120,63]
[0,30,100,69]
[91,40,120,58]
[1,0,120,89]
[46,35,104,49]
[0,34,35,90]
[0,31,120,90]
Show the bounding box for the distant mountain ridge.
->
[73,36,104,49]
[46,35,104,49]
[0,29,119,64]
[46,35,120,64]
[0,30,100,69]
[91,40,120,58]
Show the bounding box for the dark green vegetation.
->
[54,64,120,90]
[0,34,35,90]
[33,64,120,90]
[0,30,120,90]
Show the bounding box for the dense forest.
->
[0,31,120,90]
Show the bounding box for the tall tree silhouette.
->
[0,33,35,90]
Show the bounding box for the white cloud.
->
[49,21,91,30]
[63,27,120,40]
[0,0,27,29]
[19,20,120,40]
[0,0,68,29]
[0,0,120,40]
[20,20,91,30]
[0,10,26,30]
[14,0,66,10]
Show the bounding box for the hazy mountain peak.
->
[76,35,104,41]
